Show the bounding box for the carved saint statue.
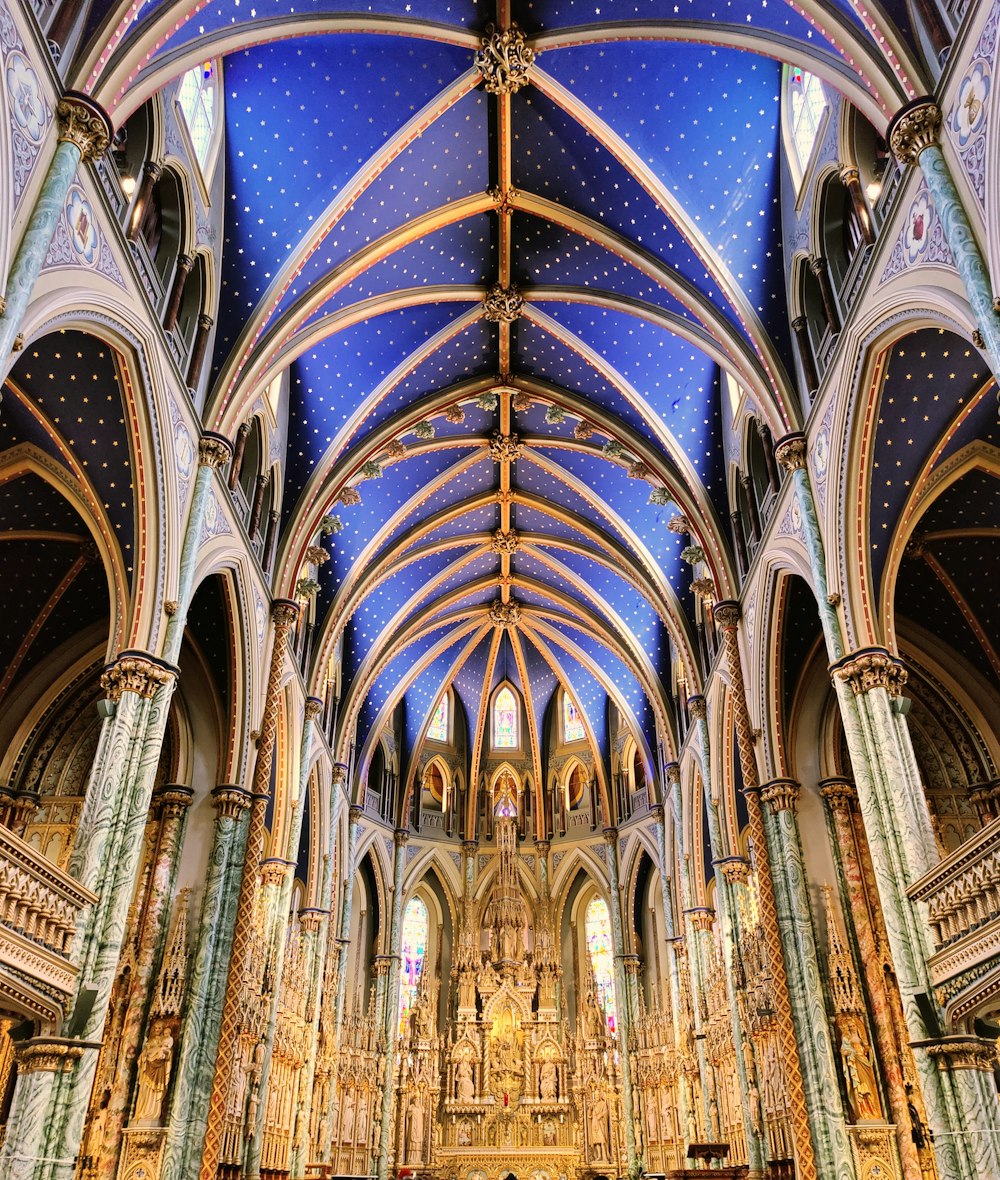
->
[748,1081,764,1137]
[341,1089,356,1141]
[539,1060,558,1100]
[588,1092,610,1160]
[458,1119,473,1146]
[406,1095,425,1159]
[840,1024,881,1121]
[456,1059,475,1102]
[356,1097,368,1144]
[413,990,434,1039]
[133,1021,174,1126]
[543,1119,557,1146]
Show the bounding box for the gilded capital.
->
[101,651,176,701]
[838,163,860,185]
[271,598,300,628]
[685,906,715,932]
[349,802,365,822]
[920,1036,998,1072]
[475,24,534,95]
[332,763,349,785]
[832,647,908,698]
[716,856,751,886]
[760,778,800,813]
[198,431,233,469]
[15,1038,84,1073]
[395,827,410,847]
[155,784,194,818]
[712,599,741,630]
[774,432,807,472]
[305,545,330,567]
[483,283,523,323]
[687,695,707,721]
[889,98,942,167]
[260,858,293,887]
[305,696,324,720]
[211,784,252,818]
[665,761,681,786]
[298,908,326,934]
[603,826,618,849]
[57,92,113,161]
[819,776,856,812]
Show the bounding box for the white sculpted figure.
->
[133,1021,174,1126]
[456,1059,475,1101]
[588,1092,610,1160]
[406,1095,425,1159]
[539,1060,558,1100]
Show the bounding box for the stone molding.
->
[831,647,908,697]
[760,778,800,813]
[101,651,177,701]
[475,24,534,95]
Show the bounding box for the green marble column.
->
[1,1041,84,1180]
[689,697,767,1178]
[160,786,253,1180]
[649,802,691,1152]
[333,793,362,1039]
[245,696,323,1179]
[759,779,856,1180]
[889,100,1000,380]
[37,435,234,1180]
[774,434,985,1180]
[0,95,111,370]
[603,826,641,1179]
[375,829,408,1180]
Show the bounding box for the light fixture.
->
[121,174,136,197]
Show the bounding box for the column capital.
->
[664,761,681,786]
[888,97,942,166]
[212,784,252,818]
[462,839,478,856]
[687,694,707,721]
[101,650,177,701]
[154,783,194,818]
[394,827,410,847]
[622,953,643,975]
[198,312,214,331]
[331,762,349,785]
[15,1037,87,1073]
[760,778,800,813]
[831,646,908,698]
[649,802,665,822]
[56,92,113,160]
[838,163,860,185]
[774,431,807,472]
[260,857,295,887]
[349,802,365,822]
[535,839,550,856]
[304,696,324,720]
[298,908,327,934]
[715,855,751,885]
[176,253,195,273]
[915,1035,998,1072]
[818,776,857,812]
[684,906,715,932]
[790,314,808,332]
[198,431,233,469]
[271,598,300,627]
[807,252,827,276]
[603,825,619,847]
[712,599,741,630]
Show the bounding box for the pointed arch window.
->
[427,695,448,742]
[398,896,428,1033]
[786,65,828,183]
[176,61,219,176]
[562,692,585,743]
[493,685,518,749]
[585,895,618,1034]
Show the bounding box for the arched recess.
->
[342,848,383,1015]
[399,867,455,1034]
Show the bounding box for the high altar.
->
[386,773,627,1180]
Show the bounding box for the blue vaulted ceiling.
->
[87,0,928,820]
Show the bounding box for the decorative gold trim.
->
[889,99,942,166]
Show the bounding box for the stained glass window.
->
[563,692,585,742]
[585,895,618,1033]
[398,896,428,1034]
[427,695,448,742]
[177,61,218,173]
[788,66,827,178]
[493,685,518,748]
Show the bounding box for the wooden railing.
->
[908,815,1000,1026]
[0,825,96,1025]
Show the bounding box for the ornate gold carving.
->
[483,283,524,323]
[666,514,690,534]
[489,599,520,627]
[490,528,520,555]
[819,777,856,812]
[385,438,407,461]
[627,460,653,481]
[833,648,908,697]
[56,92,112,160]
[163,600,178,616]
[198,432,234,469]
[889,99,942,166]
[305,545,330,566]
[475,24,535,95]
[690,577,715,602]
[488,431,523,462]
[573,420,594,440]
[718,857,751,886]
[394,827,410,848]
[211,785,252,818]
[445,404,466,423]
[774,432,807,471]
[665,761,681,786]
[336,485,362,507]
[260,859,292,888]
[101,653,176,701]
[271,599,300,627]
[687,695,707,721]
[712,599,740,630]
[922,1036,998,1072]
[16,1038,84,1073]
[488,184,519,215]
[760,778,800,813]
[332,763,348,786]
[155,785,194,819]
[511,391,532,412]
[686,906,715,933]
[305,696,324,720]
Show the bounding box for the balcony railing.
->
[0,825,96,1026]
[908,815,1000,1027]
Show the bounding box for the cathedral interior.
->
[1,2,1000,1180]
